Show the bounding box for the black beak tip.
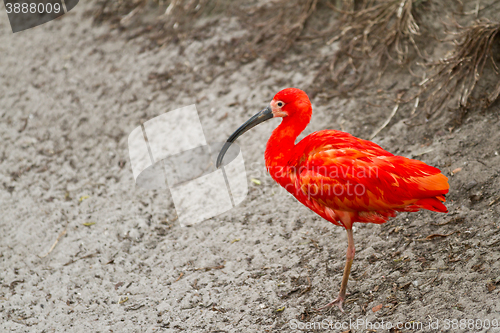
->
[216,141,232,169]
[216,105,272,170]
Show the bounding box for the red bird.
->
[217,88,449,312]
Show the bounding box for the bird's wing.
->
[291,130,449,213]
[293,130,394,162]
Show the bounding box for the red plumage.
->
[264,89,449,230]
[218,87,449,312]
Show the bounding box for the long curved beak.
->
[216,105,273,168]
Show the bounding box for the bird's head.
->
[216,88,312,168]
[270,88,312,119]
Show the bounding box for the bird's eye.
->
[277,101,284,107]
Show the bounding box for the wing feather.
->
[289,130,449,221]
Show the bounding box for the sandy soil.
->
[1,1,500,332]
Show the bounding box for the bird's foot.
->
[314,295,346,313]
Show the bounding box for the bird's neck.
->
[265,115,309,174]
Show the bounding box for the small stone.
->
[464,180,477,190]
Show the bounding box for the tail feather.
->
[413,172,449,197]
[413,197,448,213]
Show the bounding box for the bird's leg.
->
[315,228,355,313]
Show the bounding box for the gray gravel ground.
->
[1,1,500,332]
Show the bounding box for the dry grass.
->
[232,0,319,62]
[92,0,149,26]
[91,0,500,121]
[92,0,322,59]
[93,0,224,25]
[91,0,422,66]
[92,0,230,47]
[414,19,500,117]
[310,0,425,97]
[332,0,422,64]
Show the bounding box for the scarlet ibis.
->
[216,88,449,312]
